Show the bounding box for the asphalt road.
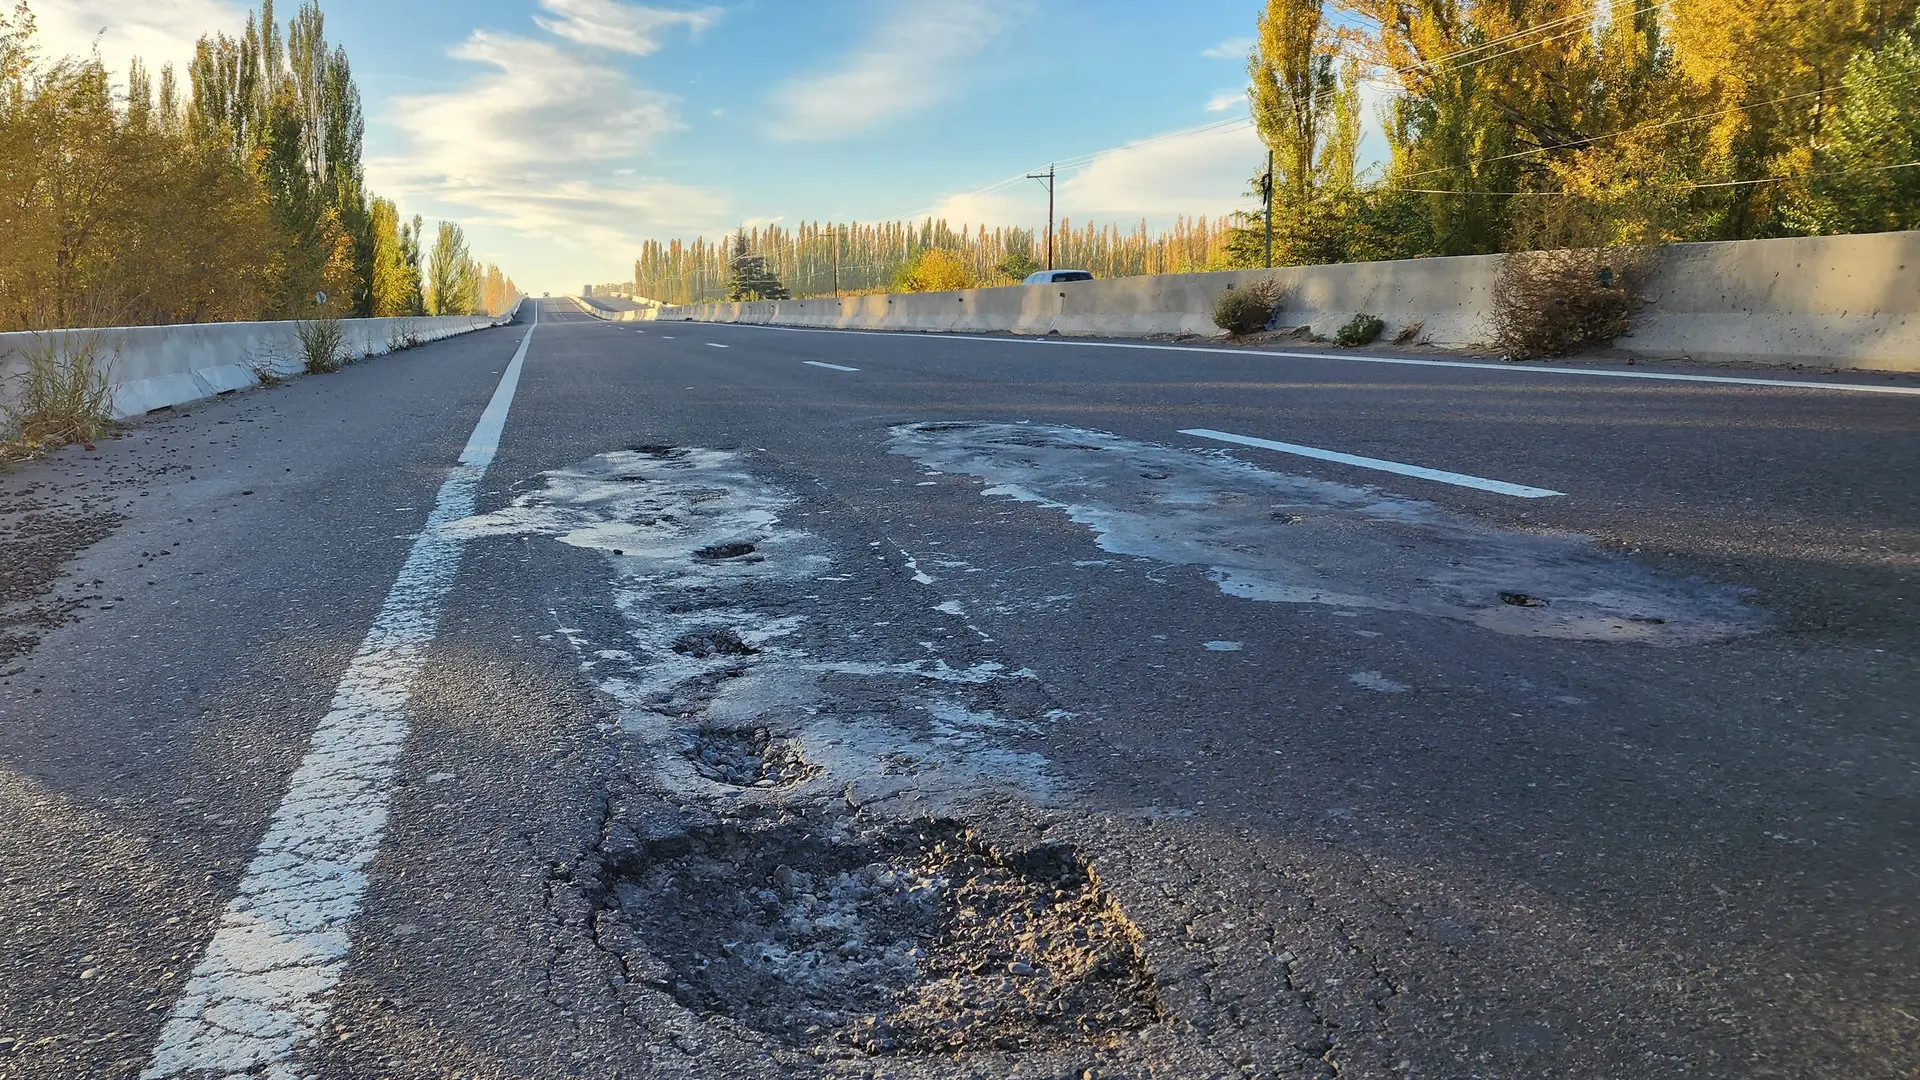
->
[2,298,1915,1079]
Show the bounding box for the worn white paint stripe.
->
[802,360,859,372]
[705,342,730,349]
[713,323,1920,397]
[1180,427,1565,499]
[142,306,539,1080]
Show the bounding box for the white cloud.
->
[369,163,730,252]
[930,121,1264,229]
[532,0,720,56]
[370,28,733,290]
[387,31,679,177]
[26,0,245,83]
[1206,89,1243,112]
[1202,36,1254,60]
[770,0,1027,141]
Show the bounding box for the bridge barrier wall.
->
[1,308,517,426]
[632,231,1919,371]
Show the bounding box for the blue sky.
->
[35,1,1376,292]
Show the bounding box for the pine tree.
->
[725,230,789,300]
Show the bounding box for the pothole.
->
[687,726,818,787]
[696,541,757,560]
[672,629,757,658]
[605,818,1162,1054]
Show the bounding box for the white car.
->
[1023,269,1094,285]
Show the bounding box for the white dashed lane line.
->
[1180,427,1565,499]
[706,343,730,349]
[803,361,859,372]
[141,307,540,1079]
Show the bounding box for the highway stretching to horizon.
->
[1,298,1915,1079]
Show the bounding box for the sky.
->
[29,0,1388,293]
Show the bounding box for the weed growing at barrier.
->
[1492,248,1649,358]
[1212,279,1288,336]
[385,322,425,353]
[1336,312,1386,347]
[296,313,349,374]
[0,332,115,466]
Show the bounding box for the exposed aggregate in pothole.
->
[603,817,1162,1055]
[687,726,819,787]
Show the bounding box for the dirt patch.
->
[687,726,818,787]
[604,817,1162,1055]
[0,501,123,662]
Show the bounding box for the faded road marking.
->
[803,360,859,372]
[141,308,538,1080]
[706,342,730,349]
[1180,428,1564,499]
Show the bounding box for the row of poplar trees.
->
[0,0,518,332]
[1240,0,1920,265]
[632,217,1248,304]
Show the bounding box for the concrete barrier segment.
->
[0,312,514,424]
[646,231,1920,372]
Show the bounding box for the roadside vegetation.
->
[0,332,113,465]
[0,0,520,333]
[1211,280,1289,337]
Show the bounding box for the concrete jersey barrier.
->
[639,231,1920,372]
[0,305,520,426]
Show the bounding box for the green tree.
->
[366,196,418,315]
[1789,14,1920,234]
[425,219,472,315]
[725,230,789,300]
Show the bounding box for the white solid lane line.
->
[143,308,540,1080]
[1180,427,1565,499]
[708,322,1920,397]
[706,342,730,349]
[803,360,859,372]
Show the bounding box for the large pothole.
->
[603,818,1162,1054]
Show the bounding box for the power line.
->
[1384,158,1920,197]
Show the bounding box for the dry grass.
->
[1491,248,1650,358]
[296,313,349,374]
[1,332,116,465]
[1212,278,1288,336]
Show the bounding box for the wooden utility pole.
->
[1027,164,1057,270]
[1263,149,1275,269]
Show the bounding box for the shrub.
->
[1,331,115,462]
[1491,248,1649,358]
[1212,278,1287,336]
[891,249,978,293]
[1335,313,1385,347]
[296,313,348,374]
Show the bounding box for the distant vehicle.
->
[1023,269,1094,285]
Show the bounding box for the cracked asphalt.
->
[1,299,1916,1079]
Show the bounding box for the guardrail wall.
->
[1,306,520,425]
[625,231,1920,371]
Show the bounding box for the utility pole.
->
[1027,164,1056,270]
[1263,149,1275,269]
[831,226,840,295]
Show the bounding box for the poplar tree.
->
[426,220,473,316]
